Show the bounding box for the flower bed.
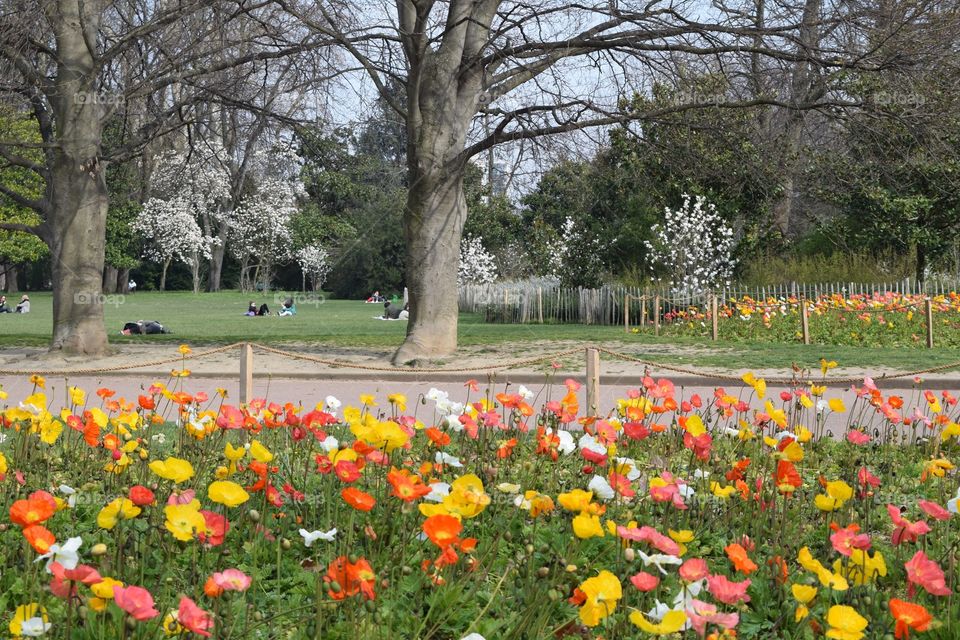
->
[654,292,960,347]
[1,359,959,639]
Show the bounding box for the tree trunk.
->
[117,267,130,294]
[44,0,109,354]
[160,257,170,291]
[4,265,18,293]
[102,265,118,294]
[191,251,201,294]
[392,171,467,364]
[208,236,226,292]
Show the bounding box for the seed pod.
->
[329,581,342,593]
[248,509,261,522]
[281,538,292,550]
[536,567,550,578]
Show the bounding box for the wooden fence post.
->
[239,343,253,404]
[654,295,661,336]
[926,298,934,348]
[624,295,630,333]
[537,287,543,324]
[801,298,810,345]
[710,295,719,341]
[586,348,600,416]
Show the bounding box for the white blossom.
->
[645,194,736,295]
[458,234,498,285]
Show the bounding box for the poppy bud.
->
[91,543,107,556]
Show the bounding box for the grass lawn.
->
[0,291,958,371]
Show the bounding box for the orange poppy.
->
[423,514,462,549]
[10,492,57,528]
[341,487,376,512]
[725,542,758,574]
[424,428,450,447]
[889,599,933,639]
[386,468,432,502]
[23,525,56,553]
[203,576,224,598]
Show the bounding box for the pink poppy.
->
[211,569,252,592]
[830,526,872,557]
[887,504,931,546]
[706,574,751,605]
[905,550,951,597]
[846,430,870,445]
[167,489,196,506]
[686,599,739,638]
[178,597,214,637]
[616,526,680,555]
[114,585,160,621]
[918,500,951,521]
[680,558,710,582]
[215,405,245,430]
[629,571,660,592]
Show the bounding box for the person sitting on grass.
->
[278,297,296,316]
[14,294,29,313]
[0,295,10,313]
[257,303,270,316]
[246,301,257,316]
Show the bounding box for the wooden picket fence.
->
[459,276,958,330]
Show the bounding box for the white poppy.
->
[299,528,337,547]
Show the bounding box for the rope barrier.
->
[248,343,584,374]
[0,343,243,377]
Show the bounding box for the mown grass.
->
[0,291,958,372]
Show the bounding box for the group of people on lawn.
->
[245,298,296,317]
[0,294,29,313]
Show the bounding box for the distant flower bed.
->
[654,292,960,347]
[1,359,959,638]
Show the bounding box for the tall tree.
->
[286,0,915,363]
[0,0,322,353]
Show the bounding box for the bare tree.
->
[282,0,921,363]
[0,0,325,353]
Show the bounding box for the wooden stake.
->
[711,295,719,341]
[654,295,661,336]
[239,343,253,404]
[926,298,934,348]
[537,287,543,324]
[586,348,600,416]
[624,295,630,333]
[801,298,810,345]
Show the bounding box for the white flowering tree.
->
[230,178,300,291]
[131,199,214,291]
[132,148,230,292]
[458,234,498,285]
[295,245,331,291]
[645,195,736,295]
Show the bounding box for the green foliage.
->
[296,123,407,299]
[738,250,915,287]
[0,108,47,265]
[104,201,141,270]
